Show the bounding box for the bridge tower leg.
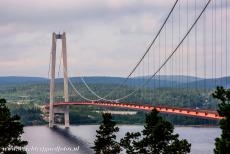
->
[62,33,69,128]
[49,32,70,128]
[49,33,56,128]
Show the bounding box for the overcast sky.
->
[0,0,229,78]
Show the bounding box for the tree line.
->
[0,86,229,153]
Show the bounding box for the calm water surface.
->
[22,125,220,154]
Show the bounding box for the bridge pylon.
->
[49,32,69,128]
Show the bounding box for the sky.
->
[0,0,229,78]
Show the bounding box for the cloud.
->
[0,0,229,78]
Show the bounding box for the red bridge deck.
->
[44,102,223,120]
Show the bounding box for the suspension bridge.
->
[45,0,229,128]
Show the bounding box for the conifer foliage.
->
[0,99,28,154]
[212,86,230,154]
[120,109,191,154]
[92,113,121,154]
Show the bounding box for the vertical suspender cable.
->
[153,45,156,98]
[58,48,63,77]
[221,0,223,86]
[142,60,145,102]
[187,0,189,91]
[203,0,207,91]
[48,51,52,79]
[164,23,167,84]
[195,0,198,90]
[186,0,189,103]
[171,10,174,89]
[133,72,135,102]
[180,0,183,89]
[194,0,198,108]
[226,0,228,86]
[212,0,214,87]
[138,65,141,102]
[47,51,52,103]
[179,0,181,89]
[214,0,217,86]
[148,51,150,103]
[159,35,161,91]
[151,41,155,100]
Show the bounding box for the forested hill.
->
[0,76,47,84]
[1,75,227,126]
[0,76,229,89]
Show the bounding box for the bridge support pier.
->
[64,106,69,128]
[49,32,70,128]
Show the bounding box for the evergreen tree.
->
[120,109,191,154]
[120,132,141,154]
[0,99,28,154]
[92,113,121,154]
[212,86,230,154]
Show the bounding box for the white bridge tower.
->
[49,32,69,128]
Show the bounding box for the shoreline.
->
[24,123,219,128]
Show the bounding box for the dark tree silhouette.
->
[0,99,28,154]
[92,113,121,154]
[120,109,191,154]
[212,86,230,154]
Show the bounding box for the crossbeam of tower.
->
[49,32,69,128]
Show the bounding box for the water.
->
[22,125,220,154]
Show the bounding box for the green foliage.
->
[161,114,218,125]
[120,109,191,154]
[0,81,219,126]
[7,103,46,126]
[0,99,28,154]
[92,113,121,154]
[69,112,99,124]
[120,132,141,154]
[212,86,230,154]
[12,107,46,126]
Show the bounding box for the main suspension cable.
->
[89,0,179,99]
[76,0,179,101]
[114,0,212,101]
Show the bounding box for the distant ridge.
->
[135,75,202,83]
[0,76,47,84]
[0,76,229,89]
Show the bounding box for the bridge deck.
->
[44,102,223,120]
